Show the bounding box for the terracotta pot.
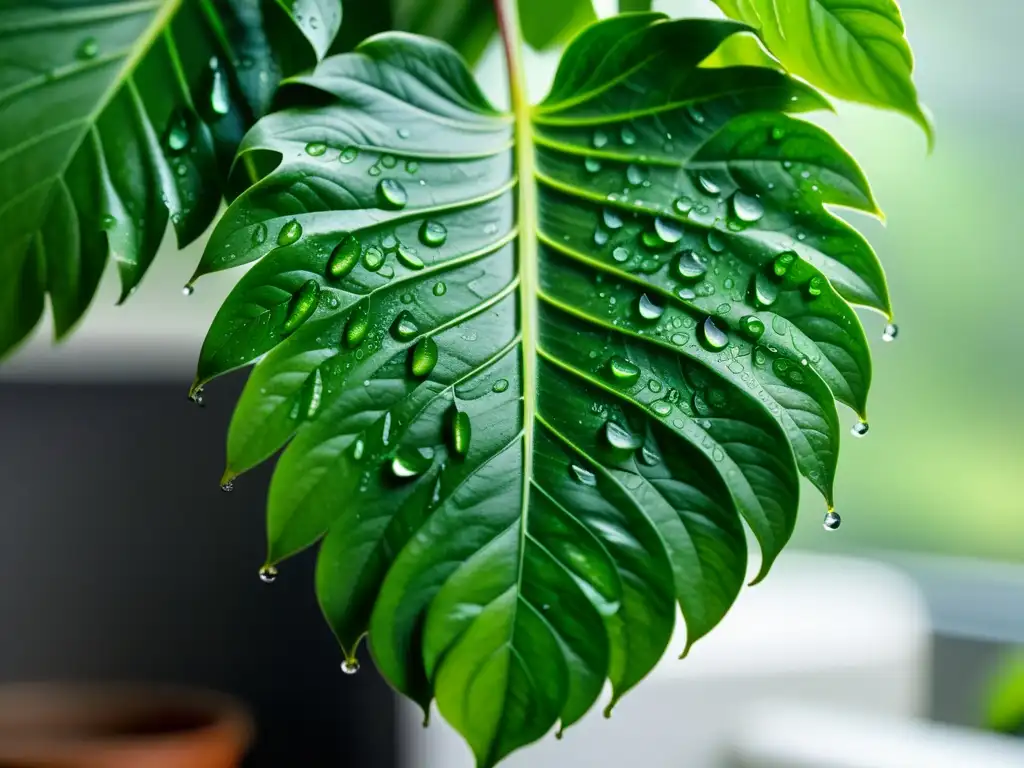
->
[0,683,252,768]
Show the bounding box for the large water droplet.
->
[731,191,764,223]
[740,315,765,340]
[328,233,360,279]
[277,219,302,246]
[165,111,192,154]
[638,293,664,321]
[432,281,447,296]
[626,164,646,186]
[603,421,642,451]
[391,446,434,479]
[305,141,327,157]
[282,279,320,334]
[341,658,360,674]
[773,251,796,277]
[259,565,278,583]
[697,175,720,195]
[602,209,623,230]
[882,323,899,342]
[675,250,706,280]
[612,246,629,263]
[492,378,509,393]
[674,197,694,214]
[639,445,661,466]
[450,408,471,458]
[570,464,597,486]
[251,223,268,247]
[377,179,408,209]
[620,126,637,145]
[607,356,640,386]
[189,387,205,407]
[220,481,234,492]
[391,310,419,341]
[397,244,424,270]
[344,299,370,348]
[592,130,609,149]
[851,421,869,438]
[806,275,825,298]
[410,337,438,377]
[419,220,447,247]
[584,157,602,174]
[654,217,683,244]
[209,58,230,116]
[706,231,726,253]
[753,273,779,307]
[77,37,99,60]
[362,246,384,272]
[699,316,729,350]
[823,510,842,531]
[339,146,359,163]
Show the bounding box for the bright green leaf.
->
[519,0,596,50]
[0,0,341,358]
[192,11,892,766]
[710,0,933,145]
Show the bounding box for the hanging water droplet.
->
[492,378,509,393]
[753,273,779,307]
[585,157,602,173]
[823,509,842,531]
[882,323,899,342]
[209,58,230,116]
[731,191,764,223]
[339,146,359,163]
[806,275,825,298]
[570,464,597,486]
[603,421,642,452]
[77,36,99,60]
[182,285,194,296]
[607,356,640,386]
[281,279,320,334]
[675,250,706,280]
[327,233,361,279]
[654,217,683,244]
[450,408,471,458]
[377,179,408,209]
[851,421,869,438]
[626,164,645,186]
[773,252,796,277]
[189,387,205,407]
[620,126,637,145]
[305,142,327,157]
[612,246,629,263]
[165,111,192,154]
[602,209,624,230]
[277,219,303,246]
[344,299,370,348]
[391,311,419,341]
[259,565,278,583]
[699,316,729,351]
[410,337,438,377]
[419,220,447,247]
[592,130,609,148]
[396,244,424,270]
[706,231,726,253]
[341,658,360,674]
[638,293,664,321]
[251,223,268,247]
[391,446,434,479]
[220,480,234,492]
[697,175,720,195]
[740,315,765,340]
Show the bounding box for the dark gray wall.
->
[0,378,396,767]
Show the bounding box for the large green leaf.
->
[191,11,890,766]
[0,0,341,358]
[710,0,933,144]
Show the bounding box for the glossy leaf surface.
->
[193,13,889,767]
[0,0,340,357]
[711,0,932,143]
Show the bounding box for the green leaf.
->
[519,0,596,50]
[0,0,341,358]
[193,12,890,766]
[710,0,933,145]
[618,0,651,10]
[392,0,496,66]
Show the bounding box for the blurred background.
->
[1,0,1021,765]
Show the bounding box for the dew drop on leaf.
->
[328,233,361,279]
[752,273,779,307]
[450,408,472,458]
[773,252,796,277]
[339,146,359,163]
[492,378,509,393]
[182,285,194,296]
[806,276,825,298]
[259,565,278,583]
[731,191,764,223]
[410,337,438,377]
[351,438,365,461]
[189,387,205,407]
[823,510,842,531]
[602,208,623,230]
[362,246,384,272]
[675,250,706,280]
[220,481,234,492]
[344,300,371,348]
[851,421,869,437]
[377,179,408,209]
[419,220,447,247]
[639,445,661,466]
[391,310,419,341]
[592,130,609,148]
[397,244,424,269]
[282,279,320,334]
[706,231,726,253]
[603,421,642,451]
[251,223,268,247]
[612,246,629,263]
[740,315,765,340]
[620,126,637,145]
[165,111,192,154]
[697,175,720,195]
[341,658,360,674]
[638,293,664,321]
[699,316,729,351]
[585,157,602,173]
[209,58,230,116]
[626,164,645,186]
[77,36,99,60]
[380,155,397,169]
[654,217,683,244]
[277,219,302,246]
[391,446,434,479]
[432,281,447,296]
[673,196,694,214]
[570,464,597,486]
[883,323,899,342]
[607,356,640,386]
[305,142,327,156]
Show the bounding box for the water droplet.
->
[277,219,302,246]
[450,408,471,458]
[339,146,359,163]
[675,250,706,280]
[602,209,623,230]
[740,315,765,340]
[706,231,726,253]
[377,179,408,209]
[344,299,371,348]
[220,481,234,492]
[341,658,360,674]
[282,279,320,334]
[806,276,825,298]
[769,125,786,143]
[686,105,706,125]
[419,220,447,247]
[100,214,117,230]
[773,251,796,277]
[823,510,842,531]
[585,157,602,173]
[165,111,192,154]
[654,217,683,244]
[639,445,661,466]
[351,438,365,461]
[674,197,694,214]
[77,37,99,60]
[651,400,672,416]
[882,323,899,342]
[380,155,397,169]
[259,565,278,583]
[697,175,720,195]
[620,126,637,145]
[699,316,729,350]
[570,464,597,486]
[671,332,689,346]
[396,244,424,270]
[327,233,360,279]
[851,421,869,438]
[731,191,764,223]
[592,130,609,148]
[251,223,268,247]
[189,387,205,407]
[391,446,434,479]
[594,229,609,246]
[305,142,327,157]
[362,246,384,272]
[391,310,419,341]
[626,164,645,186]
[492,378,509,393]
[607,356,640,386]
[638,293,664,321]
[612,246,629,263]
[182,285,194,296]
[603,421,642,451]
[405,160,419,174]
[209,58,230,116]
[410,337,438,377]
[753,273,779,307]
